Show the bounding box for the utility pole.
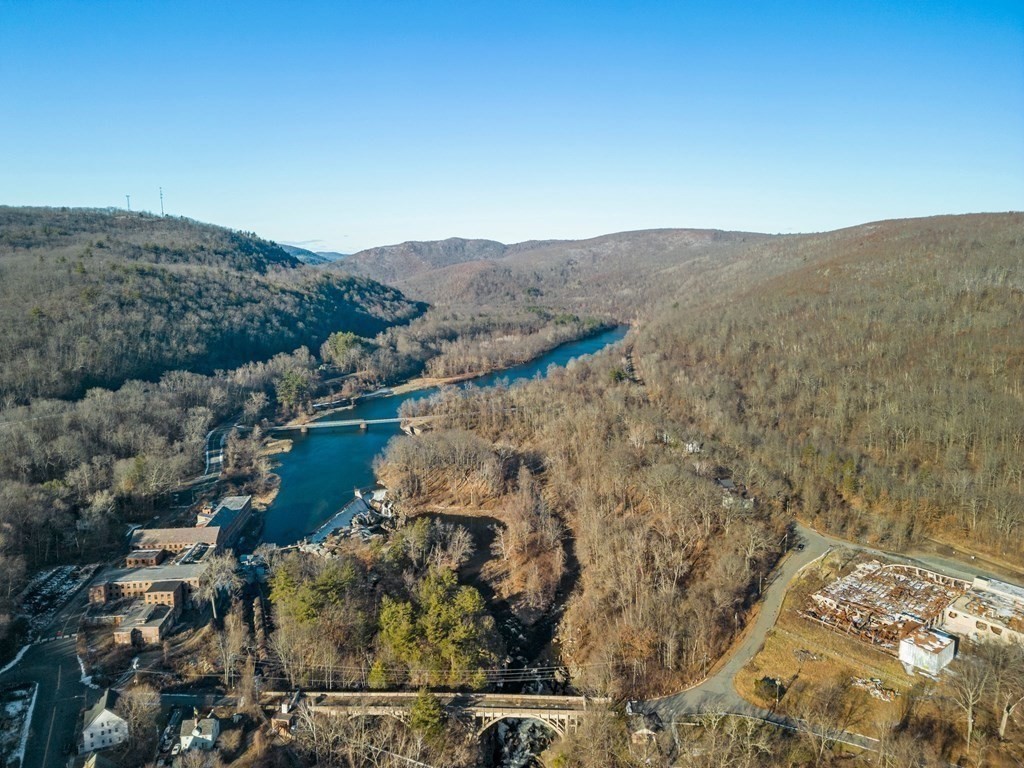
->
[159,187,164,216]
[125,194,131,211]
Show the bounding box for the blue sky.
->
[1,1,1021,251]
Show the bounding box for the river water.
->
[262,325,628,545]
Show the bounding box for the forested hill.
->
[0,207,424,402]
[338,237,516,284]
[636,212,1024,558]
[334,229,772,313]
[279,243,346,265]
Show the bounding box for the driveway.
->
[646,526,830,723]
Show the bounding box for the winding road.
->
[644,522,1022,748]
[645,524,831,725]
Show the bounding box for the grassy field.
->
[735,549,922,729]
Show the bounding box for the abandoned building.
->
[898,628,956,675]
[806,559,1024,671]
[112,602,176,645]
[130,525,223,553]
[89,561,203,606]
[125,548,166,567]
[941,577,1024,644]
[805,561,970,652]
[143,580,185,614]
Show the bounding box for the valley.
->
[1,210,1022,768]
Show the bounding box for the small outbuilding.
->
[898,628,956,675]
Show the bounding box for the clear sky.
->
[1,1,1022,251]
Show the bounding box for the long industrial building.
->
[806,560,1024,674]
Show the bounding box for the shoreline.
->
[261,436,293,457]
[259,323,628,545]
[281,322,622,428]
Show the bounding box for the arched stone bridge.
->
[280,691,610,737]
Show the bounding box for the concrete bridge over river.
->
[271,691,610,736]
[267,415,439,435]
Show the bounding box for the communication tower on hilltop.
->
[159,187,165,216]
[125,194,131,211]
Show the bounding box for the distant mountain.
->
[333,229,772,313]
[0,207,424,401]
[315,250,347,262]
[278,243,346,265]
[339,237,512,284]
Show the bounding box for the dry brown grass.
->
[735,550,917,727]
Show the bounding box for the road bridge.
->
[270,691,609,737]
[267,415,438,434]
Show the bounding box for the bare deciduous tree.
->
[948,653,991,752]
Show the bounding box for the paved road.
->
[169,417,238,509]
[0,417,244,768]
[643,521,1024,754]
[0,579,95,768]
[646,525,831,723]
[203,421,235,478]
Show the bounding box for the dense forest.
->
[314,308,609,399]
[0,207,423,402]
[636,214,1024,560]
[351,213,1024,765]
[390,351,788,699]
[361,213,1024,564]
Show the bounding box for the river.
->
[262,325,628,545]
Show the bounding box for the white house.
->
[81,690,128,754]
[898,628,956,675]
[180,716,220,751]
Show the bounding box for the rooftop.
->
[198,495,252,533]
[978,577,1024,603]
[145,580,182,593]
[173,542,212,564]
[805,560,970,652]
[180,717,219,738]
[900,628,955,655]
[216,495,251,512]
[104,562,205,585]
[83,689,121,729]
[951,581,1024,633]
[119,602,173,630]
[131,527,220,548]
[127,549,164,557]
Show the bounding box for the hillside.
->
[635,212,1024,558]
[0,207,424,401]
[376,211,1024,722]
[335,229,774,314]
[279,243,347,265]
[340,237,514,285]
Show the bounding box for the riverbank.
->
[279,322,622,428]
[260,325,629,546]
[261,437,293,457]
